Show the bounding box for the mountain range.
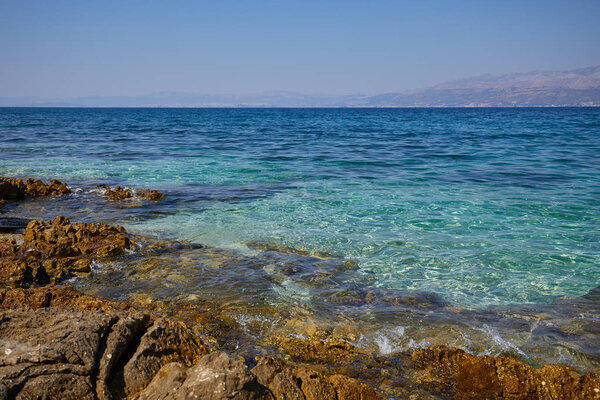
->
[2,65,599,107]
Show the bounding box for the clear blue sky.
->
[1,0,599,97]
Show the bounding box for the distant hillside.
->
[363,65,600,107]
[1,65,599,107]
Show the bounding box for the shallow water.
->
[1,107,600,371]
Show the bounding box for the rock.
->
[21,216,131,258]
[0,177,26,200]
[138,352,270,400]
[294,368,338,400]
[24,178,70,197]
[252,356,306,400]
[327,374,383,400]
[138,189,166,201]
[410,345,600,399]
[275,337,371,365]
[98,185,165,201]
[0,216,132,287]
[136,362,189,400]
[0,177,70,200]
[109,318,207,397]
[0,286,133,311]
[0,289,207,400]
[103,185,134,200]
[250,355,384,400]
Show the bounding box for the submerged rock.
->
[97,184,165,201]
[0,216,132,286]
[0,177,70,200]
[138,189,166,201]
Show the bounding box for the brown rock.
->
[99,184,165,201]
[0,257,33,286]
[0,217,133,287]
[109,318,207,397]
[0,286,132,311]
[136,362,189,400]
[24,178,71,197]
[138,352,270,400]
[0,177,26,200]
[0,292,207,399]
[276,336,370,365]
[295,368,338,400]
[138,189,166,201]
[103,185,134,200]
[22,216,131,258]
[0,177,70,200]
[327,374,384,400]
[410,345,600,400]
[252,356,306,400]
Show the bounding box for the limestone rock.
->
[98,185,165,201]
[410,345,600,399]
[138,352,270,400]
[252,356,306,400]
[102,185,134,200]
[138,189,165,201]
[0,177,70,200]
[0,304,206,399]
[0,216,132,287]
[251,355,384,400]
[0,286,133,311]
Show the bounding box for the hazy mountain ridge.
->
[2,65,599,107]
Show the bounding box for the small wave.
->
[477,324,527,358]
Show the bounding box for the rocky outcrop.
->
[0,216,132,286]
[21,216,130,258]
[138,352,385,400]
[251,356,383,400]
[0,177,70,200]
[138,352,271,400]
[0,288,207,400]
[0,286,133,311]
[410,345,600,399]
[97,185,165,201]
[0,287,385,400]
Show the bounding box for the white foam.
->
[478,324,527,357]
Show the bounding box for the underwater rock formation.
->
[97,184,165,201]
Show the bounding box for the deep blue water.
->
[1,107,599,307]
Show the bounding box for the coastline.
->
[1,177,599,399]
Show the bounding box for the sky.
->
[1,0,600,98]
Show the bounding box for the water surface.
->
[1,107,599,370]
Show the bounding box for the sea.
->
[1,107,599,370]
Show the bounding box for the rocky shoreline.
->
[1,177,599,399]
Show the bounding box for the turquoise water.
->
[1,107,599,307]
